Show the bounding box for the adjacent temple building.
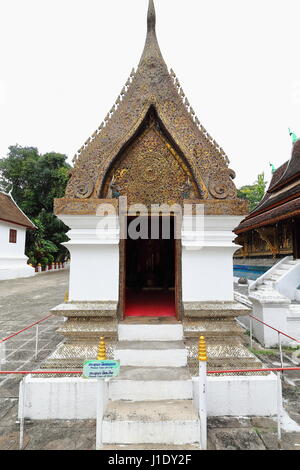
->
[235,139,300,350]
[46,1,261,377]
[235,139,300,261]
[0,191,35,280]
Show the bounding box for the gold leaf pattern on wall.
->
[103,121,199,207]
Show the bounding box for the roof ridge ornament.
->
[170,67,230,166]
[72,68,136,164]
[147,0,156,34]
[289,128,299,144]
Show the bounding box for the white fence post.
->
[198,336,207,450]
[277,372,283,449]
[278,333,283,370]
[19,378,26,450]
[96,378,109,450]
[34,324,39,361]
[250,316,253,349]
[0,342,5,371]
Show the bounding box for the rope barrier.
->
[0,367,299,375]
[248,313,300,343]
[207,367,300,374]
[0,371,82,375]
[0,314,53,343]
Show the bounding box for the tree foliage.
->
[237,173,268,212]
[0,145,71,266]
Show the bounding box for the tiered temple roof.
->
[55,0,247,216]
[235,140,300,233]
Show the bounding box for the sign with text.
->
[83,359,120,379]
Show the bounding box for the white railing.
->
[0,314,54,372]
[249,256,291,292]
[234,291,252,308]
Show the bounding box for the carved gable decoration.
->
[102,115,199,207]
[55,0,247,217]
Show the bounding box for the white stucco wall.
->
[0,221,26,258]
[248,289,292,347]
[67,244,119,301]
[0,221,35,280]
[58,215,120,302]
[58,213,244,303]
[193,373,278,417]
[182,215,243,302]
[19,373,278,420]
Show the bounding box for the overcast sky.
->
[0,0,300,188]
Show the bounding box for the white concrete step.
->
[278,265,290,270]
[109,367,193,401]
[118,323,183,341]
[258,284,274,291]
[289,304,300,317]
[275,269,289,275]
[102,400,200,445]
[266,274,281,281]
[263,280,274,286]
[114,341,187,367]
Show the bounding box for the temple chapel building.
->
[235,139,300,261]
[47,0,260,375]
[0,191,35,280]
[234,139,300,348]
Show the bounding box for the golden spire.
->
[139,0,164,66]
[147,0,156,34]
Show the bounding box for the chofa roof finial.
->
[289,128,299,144]
[147,0,156,34]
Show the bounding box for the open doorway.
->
[124,216,176,317]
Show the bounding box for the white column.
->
[58,215,120,302]
[181,215,243,302]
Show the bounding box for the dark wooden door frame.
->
[174,237,182,320]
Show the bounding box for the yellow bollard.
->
[64,291,69,303]
[198,335,207,362]
[97,336,107,360]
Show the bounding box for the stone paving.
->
[0,271,66,398]
[0,272,299,450]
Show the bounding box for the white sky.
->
[0,0,300,188]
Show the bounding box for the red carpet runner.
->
[125,290,176,317]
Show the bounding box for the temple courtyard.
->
[0,270,299,450]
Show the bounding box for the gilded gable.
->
[101,112,200,207]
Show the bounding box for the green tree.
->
[0,145,71,265]
[237,173,268,212]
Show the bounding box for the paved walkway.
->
[0,271,67,398]
[0,273,299,450]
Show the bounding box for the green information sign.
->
[83,360,120,379]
